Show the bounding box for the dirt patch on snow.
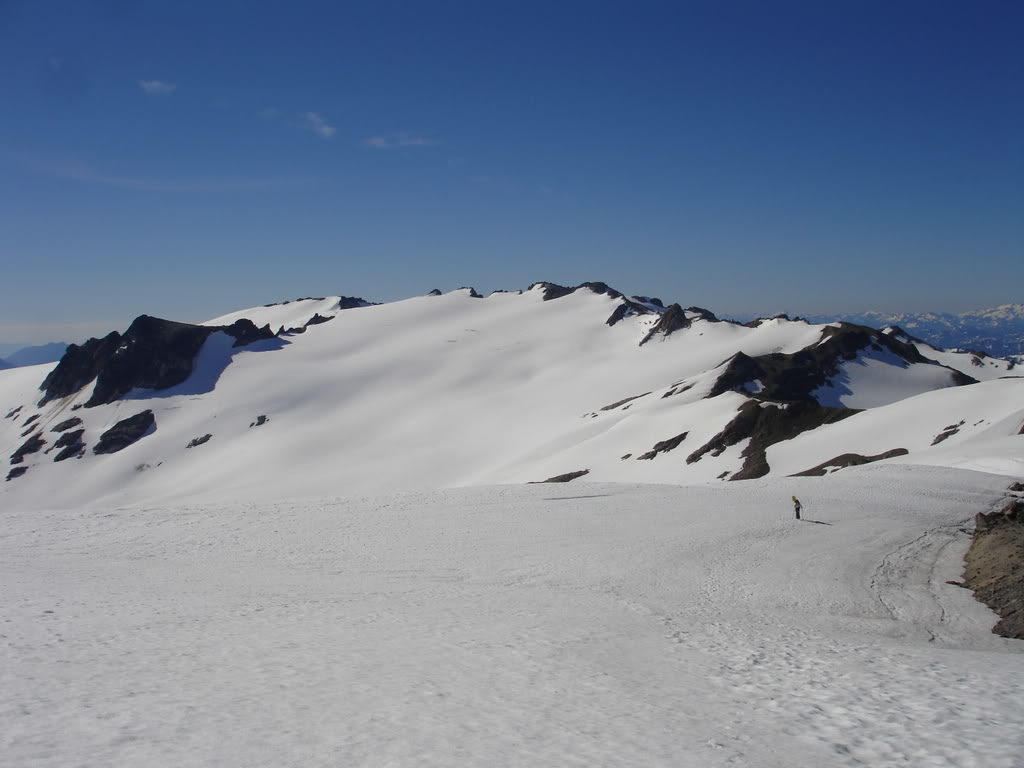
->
[963,495,1024,639]
[637,431,689,460]
[530,470,590,483]
[792,448,909,477]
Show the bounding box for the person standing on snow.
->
[792,496,802,520]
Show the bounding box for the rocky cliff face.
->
[39,315,276,408]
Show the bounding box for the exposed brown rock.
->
[600,393,650,411]
[791,448,910,477]
[186,433,213,448]
[637,431,689,460]
[531,469,590,483]
[932,421,965,445]
[964,497,1024,639]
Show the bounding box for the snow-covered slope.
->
[3,466,1022,767]
[3,284,1023,767]
[2,283,1021,511]
[768,378,1024,478]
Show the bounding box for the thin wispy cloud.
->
[303,112,336,138]
[9,151,302,193]
[138,79,177,95]
[363,133,436,149]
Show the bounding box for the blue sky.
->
[1,0,1021,344]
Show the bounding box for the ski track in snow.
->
[3,465,1023,767]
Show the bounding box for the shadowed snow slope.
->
[1,284,1022,510]
[2,465,1022,767]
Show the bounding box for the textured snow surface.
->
[3,465,1022,767]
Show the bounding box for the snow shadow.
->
[124,333,289,401]
[812,347,911,408]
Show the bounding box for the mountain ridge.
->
[2,282,1022,508]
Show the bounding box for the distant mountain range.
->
[0,342,68,369]
[807,304,1024,357]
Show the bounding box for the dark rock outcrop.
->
[22,413,40,427]
[686,400,858,480]
[427,289,442,296]
[531,469,590,483]
[637,432,689,460]
[6,466,28,481]
[965,497,1024,639]
[5,406,23,420]
[93,410,155,455]
[704,323,976,405]
[336,296,375,309]
[52,429,86,462]
[11,434,46,464]
[639,304,689,345]
[304,313,334,327]
[932,421,965,446]
[791,448,910,477]
[529,281,656,327]
[186,433,212,448]
[249,415,269,428]
[51,417,83,433]
[600,393,650,411]
[531,281,576,301]
[39,315,277,408]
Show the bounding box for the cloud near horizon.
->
[363,133,436,149]
[138,79,177,95]
[303,112,336,138]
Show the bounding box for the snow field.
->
[3,465,1022,767]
